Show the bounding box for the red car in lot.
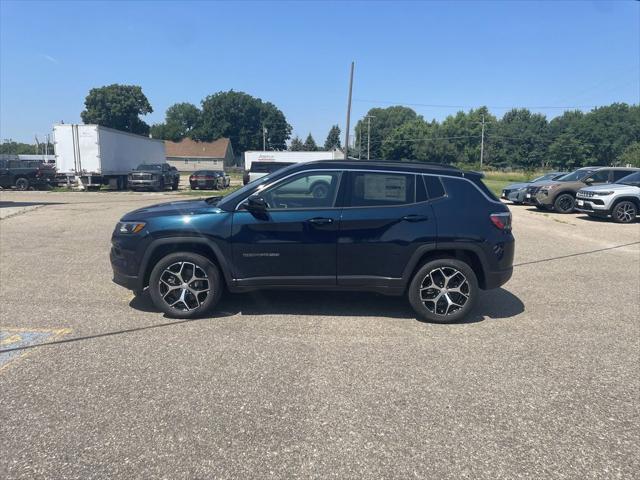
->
[189,170,231,190]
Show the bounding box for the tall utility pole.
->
[344,61,354,160]
[480,115,485,168]
[262,127,267,151]
[365,115,376,160]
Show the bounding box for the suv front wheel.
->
[611,200,637,224]
[149,252,222,318]
[408,258,478,323]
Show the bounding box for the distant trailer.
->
[53,124,166,190]
[243,150,343,184]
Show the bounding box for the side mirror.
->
[246,194,268,212]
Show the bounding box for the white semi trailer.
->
[53,124,166,189]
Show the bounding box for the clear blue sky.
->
[1,0,638,144]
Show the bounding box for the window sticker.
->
[363,174,406,201]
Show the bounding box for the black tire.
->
[611,200,637,224]
[408,258,478,323]
[157,179,165,192]
[148,252,222,319]
[172,181,178,191]
[553,193,575,213]
[15,177,29,191]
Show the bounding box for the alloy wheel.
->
[158,261,210,312]
[420,267,470,317]
[615,202,636,223]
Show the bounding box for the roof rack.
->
[312,158,461,171]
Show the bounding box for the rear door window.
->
[347,171,415,207]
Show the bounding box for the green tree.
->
[572,103,640,165]
[151,103,201,141]
[382,119,457,164]
[289,136,304,151]
[80,84,152,135]
[618,141,640,167]
[440,107,499,166]
[355,106,420,159]
[547,134,591,170]
[0,140,37,154]
[493,109,549,169]
[197,91,291,152]
[324,125,341,150]
[303,133,318,151]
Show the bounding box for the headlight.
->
[117,222,146,234]
[592,191,614,196]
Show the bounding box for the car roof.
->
[290,159,466,177]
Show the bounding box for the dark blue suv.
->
[111,160,514,323]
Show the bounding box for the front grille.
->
[130,173,153,180]
[577,190,595,198]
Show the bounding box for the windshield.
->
[617,171,640,186]
[137,164,162,171]
[556,169,597,182]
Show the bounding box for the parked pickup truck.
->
[0,158,56,190]
[128,164,180,191]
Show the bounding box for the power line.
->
[353,98,606,110]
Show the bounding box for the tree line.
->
[354,104,639,169]
[2,83,638,169]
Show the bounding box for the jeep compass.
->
[111,160,515,323]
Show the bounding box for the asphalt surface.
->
[0,190,638,479]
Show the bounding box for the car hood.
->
[121,198,223,220]
[580,183,638,193]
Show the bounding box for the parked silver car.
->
[576,171,640,223]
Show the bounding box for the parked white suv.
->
[576,171,640,223]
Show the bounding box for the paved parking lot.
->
[0,190,638,479]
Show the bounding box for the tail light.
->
[205,175,214,180]
[189,175,195,181]
[490,212,512,231]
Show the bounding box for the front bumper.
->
[501,189,526,203]
[129,179,161,189]
[575,197,609,216]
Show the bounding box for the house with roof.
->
[164,138,234,171]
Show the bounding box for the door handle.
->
[307,217,334,225]
[402,214,428,222]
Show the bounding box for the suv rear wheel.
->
[611,200,637,224]
[149,252,222,318]
[553,193,575,213]
[408,258,478,323]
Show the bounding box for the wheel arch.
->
[403,244,488,290]
[139,237,233,290]
[612,196,640,209]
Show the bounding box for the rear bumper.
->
[484,267,513,289]
[112,270,141,291]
